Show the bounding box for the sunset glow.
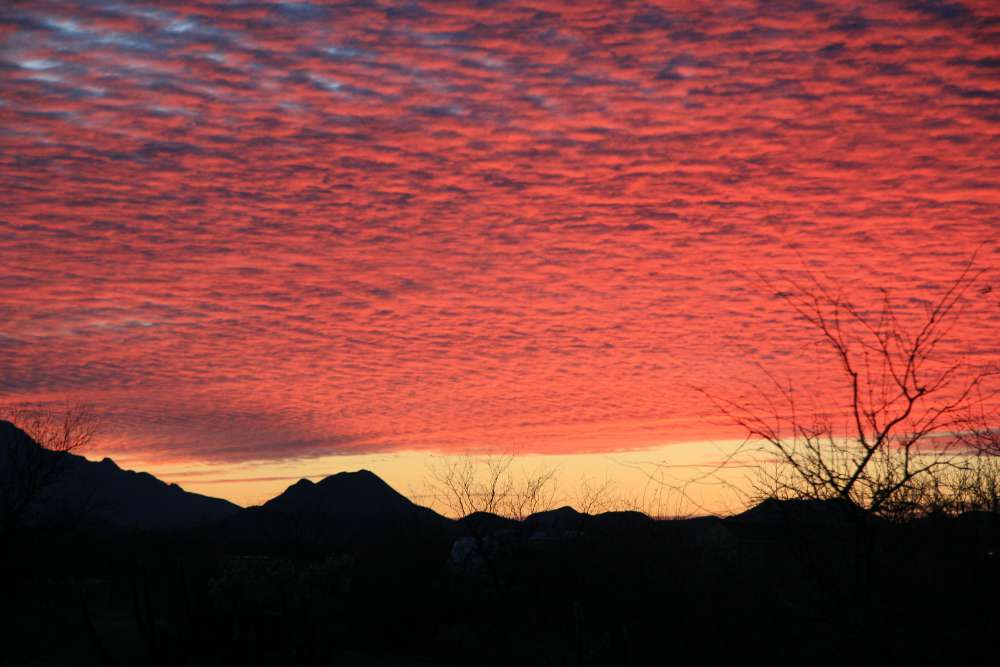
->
[2,1,998,508]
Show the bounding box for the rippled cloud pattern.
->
[2,0,998,464]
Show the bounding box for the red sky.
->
[1,0,998,494]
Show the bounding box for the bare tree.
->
[951,454,1000,514]
[426,452,558,521]
[425,453,559,582]
[571,475,622,515]
[957,394,1000,457]
[703,255,998,520]
[0,403,99,543]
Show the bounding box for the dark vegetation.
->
[2,419,998,667]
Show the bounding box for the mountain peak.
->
[265,469,413,514]
[321,469,379,482]
[732,497,862,525]
[522,506,585,534]
[227,469,452,545]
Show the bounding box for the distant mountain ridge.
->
[10,418,972,547]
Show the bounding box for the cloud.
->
[0,0,997,464]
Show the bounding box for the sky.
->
[1,0,998,509]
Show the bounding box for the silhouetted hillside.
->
[523,505,582,532]
[222,469,453,546]
[0,419,238,533]
[264,469,419,513]
[729,496,866,526]
[2,443,998,666]
[456,510,519,534]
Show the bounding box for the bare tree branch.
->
[705,254,997,520]
[0,403,100,543]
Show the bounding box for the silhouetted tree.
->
[427,452,559,521]
[426,453,558,585]
[0,403,99,545]
[571,475,622,515]
[703,255,998,520]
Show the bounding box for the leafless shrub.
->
[571,475,621,515]
[426,452,558,521]
[702,254,998,520]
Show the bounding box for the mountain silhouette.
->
[0,419,239,533]
[223,469,453,546]
[262,469,419,514]
[457,511,520,534]
[524,505,584,535]
[729,497,864,526]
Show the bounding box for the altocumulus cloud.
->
[0,0,997,463]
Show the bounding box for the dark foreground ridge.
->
[2,422,998,666]
[0,420,239,533]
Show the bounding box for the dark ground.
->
[2,505,997,667]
